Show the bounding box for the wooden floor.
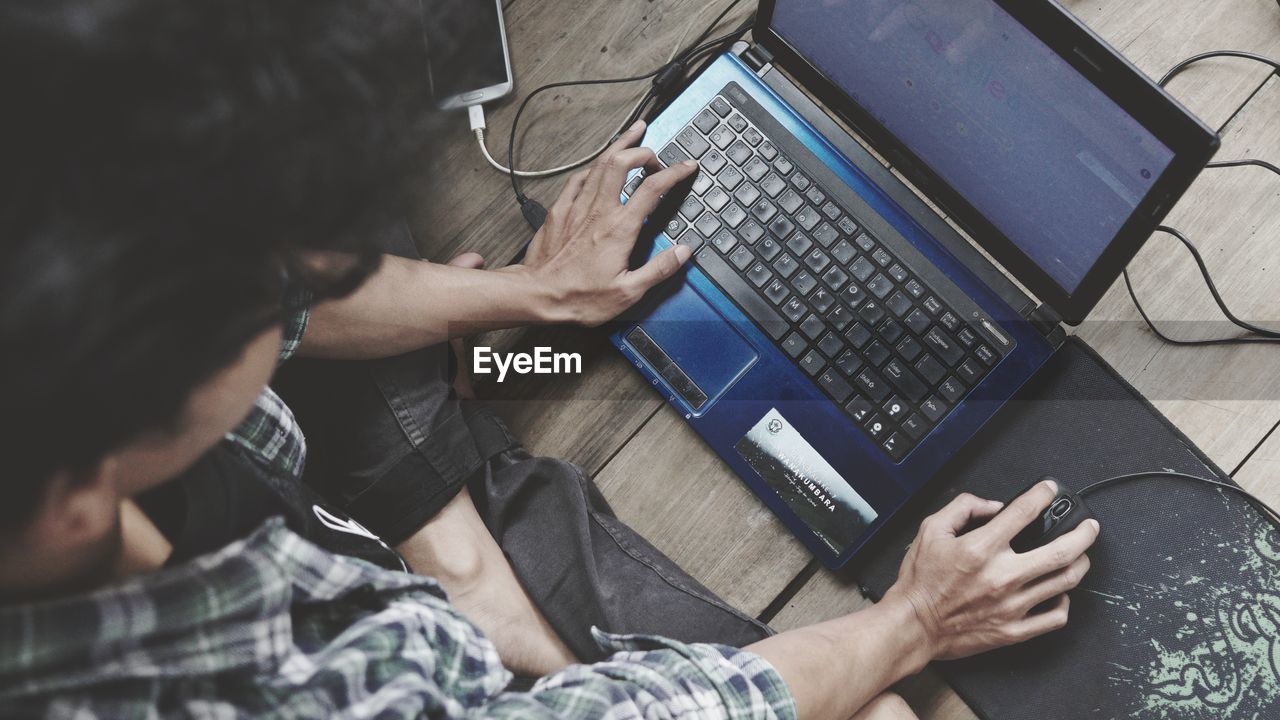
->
[414,2,1280,717]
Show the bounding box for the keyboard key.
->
[799,349,825,376]
[904,308,930,334]
[883,395,908,420]
[822,201,842,220]
[773,156,794,175]
[834,348,862,376]
[940,311,961,332]
[896,336,923,362]
[708,125,734,150]
[845,322,872,349]
[791,172,811,192]
[879,319,904,345]
[743,157,770,181]
[872,248,893,267]
[709,96,731,116]
[957,326,979,347]
[855,233,877,252]
[805,186,826,206]
[662,216,687,240]
[865,414,890,440]
[886,291,913,317]
[883,432,908,461]
[850,256,876,282]
[817,332,844,358]
[845,395,874,423]
[923,327,964,366]
[705,187,730,212]
[923,296,944,315]
[778,189,804,214]
[826,303,854,331]
[676,127,710,158]
[792,270,818,295]
[761,173,787,197]
[734,182,761,206]
[813,222,839,247]
[679,195,704,221]
[805,249,831,274]
[867,273,893,299]
[768,216,796,240]
[782,297,808,324]
[694,213,721,237]
[840,283,865,307]
[957,358,984,384]
[701,149,728,175]
[726,140,752,165]
[794,205,821,231]
[718,166,744,191]
[726,112,748,132]
[677,230,705,251]
[751,199,778,223]
[710,229,737,255]
[764,278,789,304]
[740,220,765,244]
[854,369,891,402]
[902,414,929,440]
[809,287,835,314]
[783,230,814,256]
[974,344,998,366]
[832,240,857,265]
[938,376,965,403]
[800,313,825,340]
[858,300,886,325]
[747,262,772,288]
[818,369,853,404]
[693,109,719,133]
[743,127,764,146]
[865,340,891,367]
[773,253,800,278]
[904,278,925,298]
[888,264,909,283]
[722,203,747,229]
[659,143,690,167]
[728,245,753,270]
[920,395,949,422]
[838,216,858,235]
[758,141,778,160]
[883,358,929,403]
[915,354,946,384]
[624,172,645,196]
[695,247,788,340]
[821,266,849,290]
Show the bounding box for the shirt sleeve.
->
[279,281,313,364]
[468,629,797,720]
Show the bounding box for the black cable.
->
[503,3,754,227]
[1076,471,1280,529]
[1121,52,1280,345]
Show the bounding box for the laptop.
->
[610,0,1218,568]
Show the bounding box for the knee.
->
[852,692,917,720]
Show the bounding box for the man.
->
[0,1,1099,718]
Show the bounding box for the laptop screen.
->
[772,0,1175,294]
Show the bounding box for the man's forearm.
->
[745,597,932,720]
[297,254,563,359]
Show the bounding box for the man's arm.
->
[296,121,698,360]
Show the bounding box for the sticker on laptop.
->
[735,408,877,555]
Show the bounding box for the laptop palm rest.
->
[633,282,757,410]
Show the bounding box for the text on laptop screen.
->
[773,0,1174,293]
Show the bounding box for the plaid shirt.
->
[0,519,797,719]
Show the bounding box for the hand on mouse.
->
[509,120,699,327]
[881,479,1101,661]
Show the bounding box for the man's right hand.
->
[883,479,1100,660]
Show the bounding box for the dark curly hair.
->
[0,0,482,529]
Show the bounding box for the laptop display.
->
[772,0,1175,294]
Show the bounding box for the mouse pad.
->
[846,337,1279,719]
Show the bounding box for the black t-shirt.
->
[137,443,405,571]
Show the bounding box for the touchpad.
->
[634,282,757,410]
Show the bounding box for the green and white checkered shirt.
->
[0,519,796,719]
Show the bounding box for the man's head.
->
[0,0,476,596]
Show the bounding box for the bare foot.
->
[445,252,485,400]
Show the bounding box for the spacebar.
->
[694,247,788,340]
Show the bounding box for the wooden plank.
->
[1077,75,1280,472]
[591,405,814,616]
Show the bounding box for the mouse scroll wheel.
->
[1049,498,1073,519]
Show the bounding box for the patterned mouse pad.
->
[847,338,1279,719]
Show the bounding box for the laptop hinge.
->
[741,44,774,76]
[1028,303,1064,338]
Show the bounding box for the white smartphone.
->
[427,0,514,110]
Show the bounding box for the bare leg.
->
[398,251,577,677]
[851,692,918,720]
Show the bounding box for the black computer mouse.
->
[1008,477,1094,553]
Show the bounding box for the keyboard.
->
[623,91,1008,463]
